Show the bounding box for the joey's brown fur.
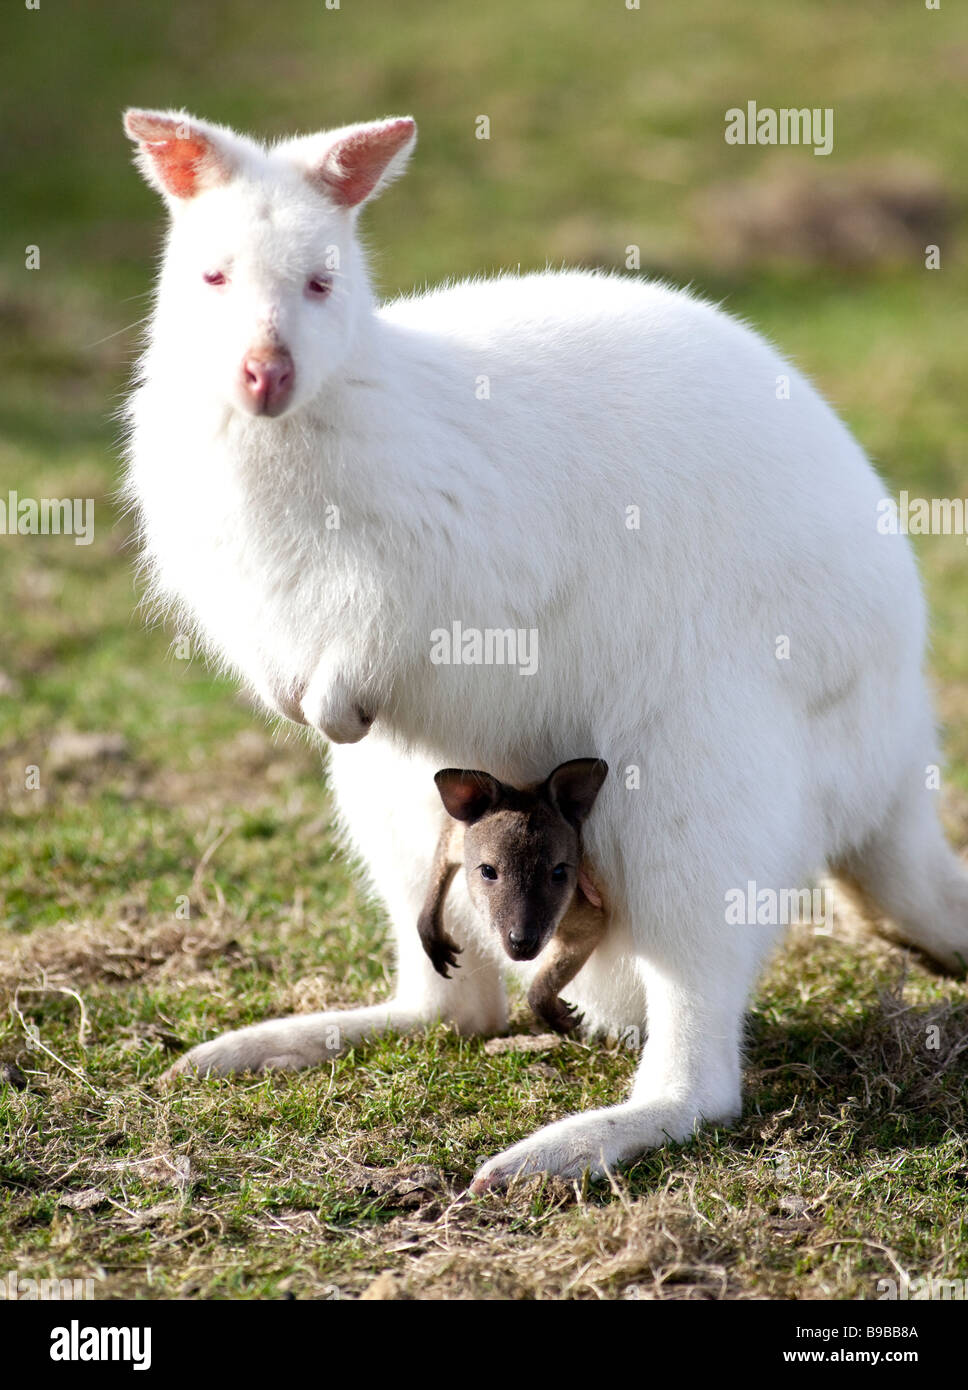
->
[417,760,608,1033]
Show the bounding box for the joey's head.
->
[434,760,608,962]
[123,108,416,418]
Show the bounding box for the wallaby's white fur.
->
[124,110,968,1191]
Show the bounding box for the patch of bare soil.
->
[695,164,951,269]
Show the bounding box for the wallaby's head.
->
[434,760,608,962]
[123,109,416,419]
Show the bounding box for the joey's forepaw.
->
[429,936,462,978]
[533,995,583,1035]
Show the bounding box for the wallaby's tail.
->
[831,785,968,974]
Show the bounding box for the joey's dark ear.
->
[434,769,503,824]
[544,759,608,829]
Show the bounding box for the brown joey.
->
[417,759,608,1032]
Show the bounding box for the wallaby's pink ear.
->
[434,769,502,824]
[305,118,416,209]
[123,109,233,201]
[545,759,609,829]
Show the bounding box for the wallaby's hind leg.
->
[162,741,508,1079]
[833,780,968,973]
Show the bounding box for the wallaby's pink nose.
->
[241,348,294,416]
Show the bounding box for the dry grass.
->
[3,848,967,1300]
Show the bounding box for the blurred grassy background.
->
[1,0,968,1299]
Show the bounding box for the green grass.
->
[2,0,968,1299]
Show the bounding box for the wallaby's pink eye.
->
[203,270,226,286]
[307,276,333,298]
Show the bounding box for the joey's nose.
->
[507,926,541,961]
[241,348,294,416]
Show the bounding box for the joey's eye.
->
[203,271,227,287]
[480,865,498,881]
[551,865,568,883]
[306,276,332,297]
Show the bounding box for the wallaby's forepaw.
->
[531,992,583,1035]
[267,678,309,726]
[300,656,376,744]
[318,705,374,744]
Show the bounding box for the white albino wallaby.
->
[123,109,968,1192]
